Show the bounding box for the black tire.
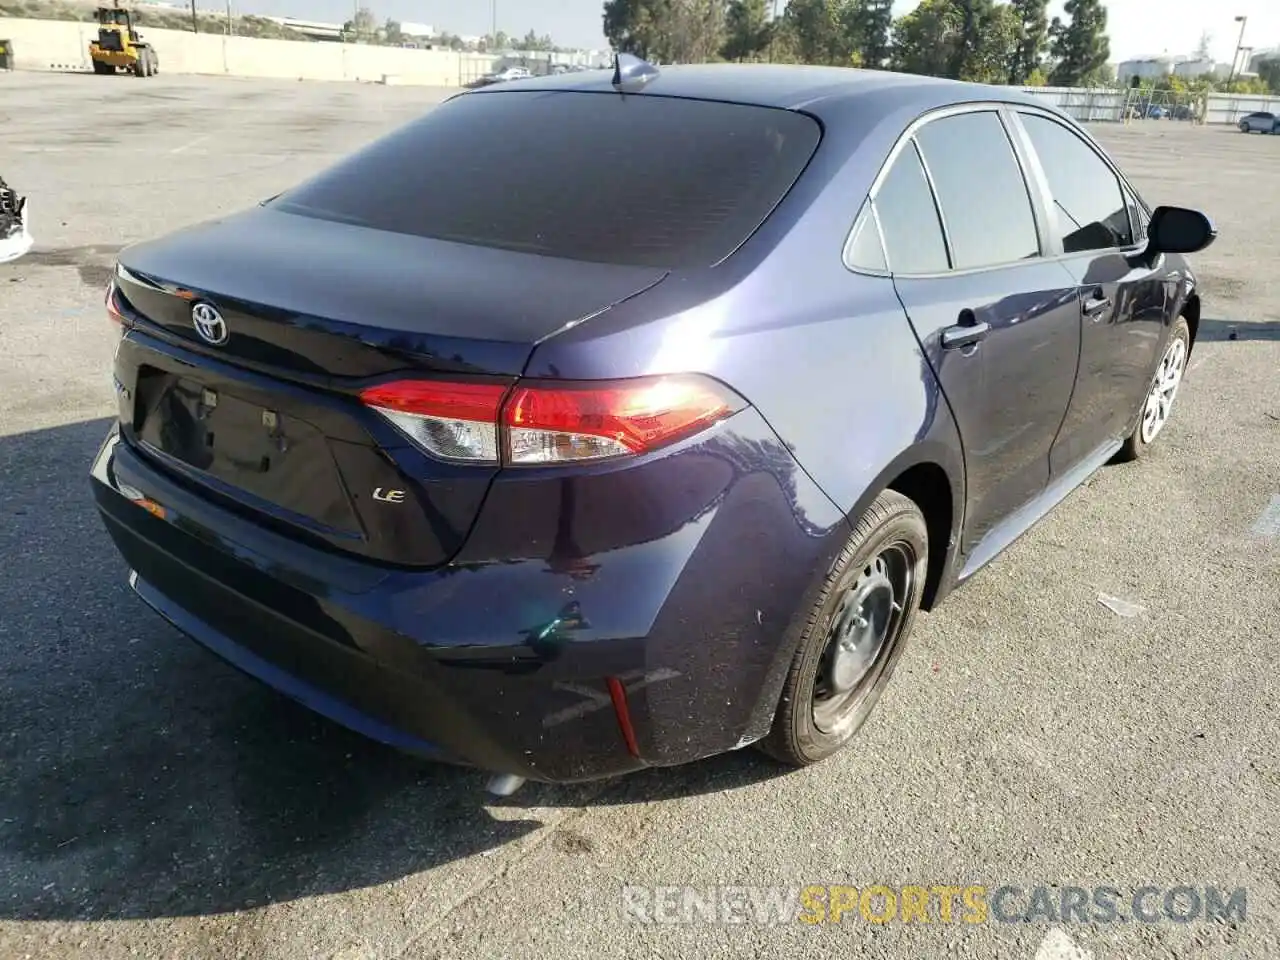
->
[134,50,148,76]
[1114,315,1191,463]
[91,60,112,75]
[759,489,928,767]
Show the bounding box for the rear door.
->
[873,107,1081,555]
[1009,109,1172,475]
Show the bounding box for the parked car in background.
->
[474,65,532,86]
[92,59,1217,792]
[1238,111,1277,133]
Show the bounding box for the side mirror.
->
[1147,205,1216,255]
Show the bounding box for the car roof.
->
[467,62,1059,123]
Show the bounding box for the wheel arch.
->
[843,441,966,613]
[1182,290,1201,353]
[886,461,956,611]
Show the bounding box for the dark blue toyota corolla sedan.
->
[91,60,1216,790]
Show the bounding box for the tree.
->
[853,0,893,68]
[1007,0,1049,85]
[964,0,1018,82]
[604,0,663,59]
[1048,0,1110,88]
[1194,30,1212,61]
[666,0,728,63]
[722,0,770,62]
[890,0,1016,82]
[343,5,377,41]
[1255,57,1280,94]
[519,29,556,51]
[784,0,842,65]
[383,18,403,44]
[890,0,960,77]
[944,0,1019,83]
[604,0,726,64]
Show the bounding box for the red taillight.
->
[504,376,743,464]
[359,374,744,466]
[105,278,128,326]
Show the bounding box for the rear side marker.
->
[606,676,641,758]
[131,496,166,520]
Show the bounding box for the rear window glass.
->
[273,91,821,269]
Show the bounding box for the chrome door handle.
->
[941,321,991,350]
[1082,292,1112,318]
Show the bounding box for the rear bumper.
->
[91,415,848,783]
[89,47,137,64]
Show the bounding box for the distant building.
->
[1117,54,1232,83]
[1117,56,1176,82]
[1172,57,1215,78]
[398,22,434,39]
[262,15,344,41]
[1248,48,1280,71]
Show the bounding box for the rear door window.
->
[913,111,1041,270]
[1018,113,1134,254]
[273,91,822,269]
[872,142,950,275]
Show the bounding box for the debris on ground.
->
[1096,593,1146,617]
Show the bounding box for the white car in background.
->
[1238,111,1278,133]
[483,66,533,84]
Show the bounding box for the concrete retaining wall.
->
[4,19,1278,116]
[0,17,498,85]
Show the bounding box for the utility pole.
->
[1227,14,1247,87]
[491,0,497,44]
[190,0,198,33]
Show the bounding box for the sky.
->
[237,0,1280,63]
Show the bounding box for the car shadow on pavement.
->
[1197,318,1280,342]
[0,417,785,923]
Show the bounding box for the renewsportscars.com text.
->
[620,884,1247,926]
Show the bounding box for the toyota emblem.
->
[191,301,229,346]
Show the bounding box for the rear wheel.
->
[760,489,928,767]
[91,60,112,75]
[1114,316,1190,463]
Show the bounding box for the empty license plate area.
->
[133,368,361,537]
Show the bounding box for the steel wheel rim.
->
[812,543,914,736]
[1140,335,1186,444]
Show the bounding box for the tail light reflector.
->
[359,374,744,466]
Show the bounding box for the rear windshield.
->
[273,90,822,269]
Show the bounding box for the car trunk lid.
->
[112,207,669,567]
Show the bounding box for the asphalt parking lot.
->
[0,71,1277,960]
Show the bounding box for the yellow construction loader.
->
[88,5,159,77]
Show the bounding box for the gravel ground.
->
[0,71,1277,960]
